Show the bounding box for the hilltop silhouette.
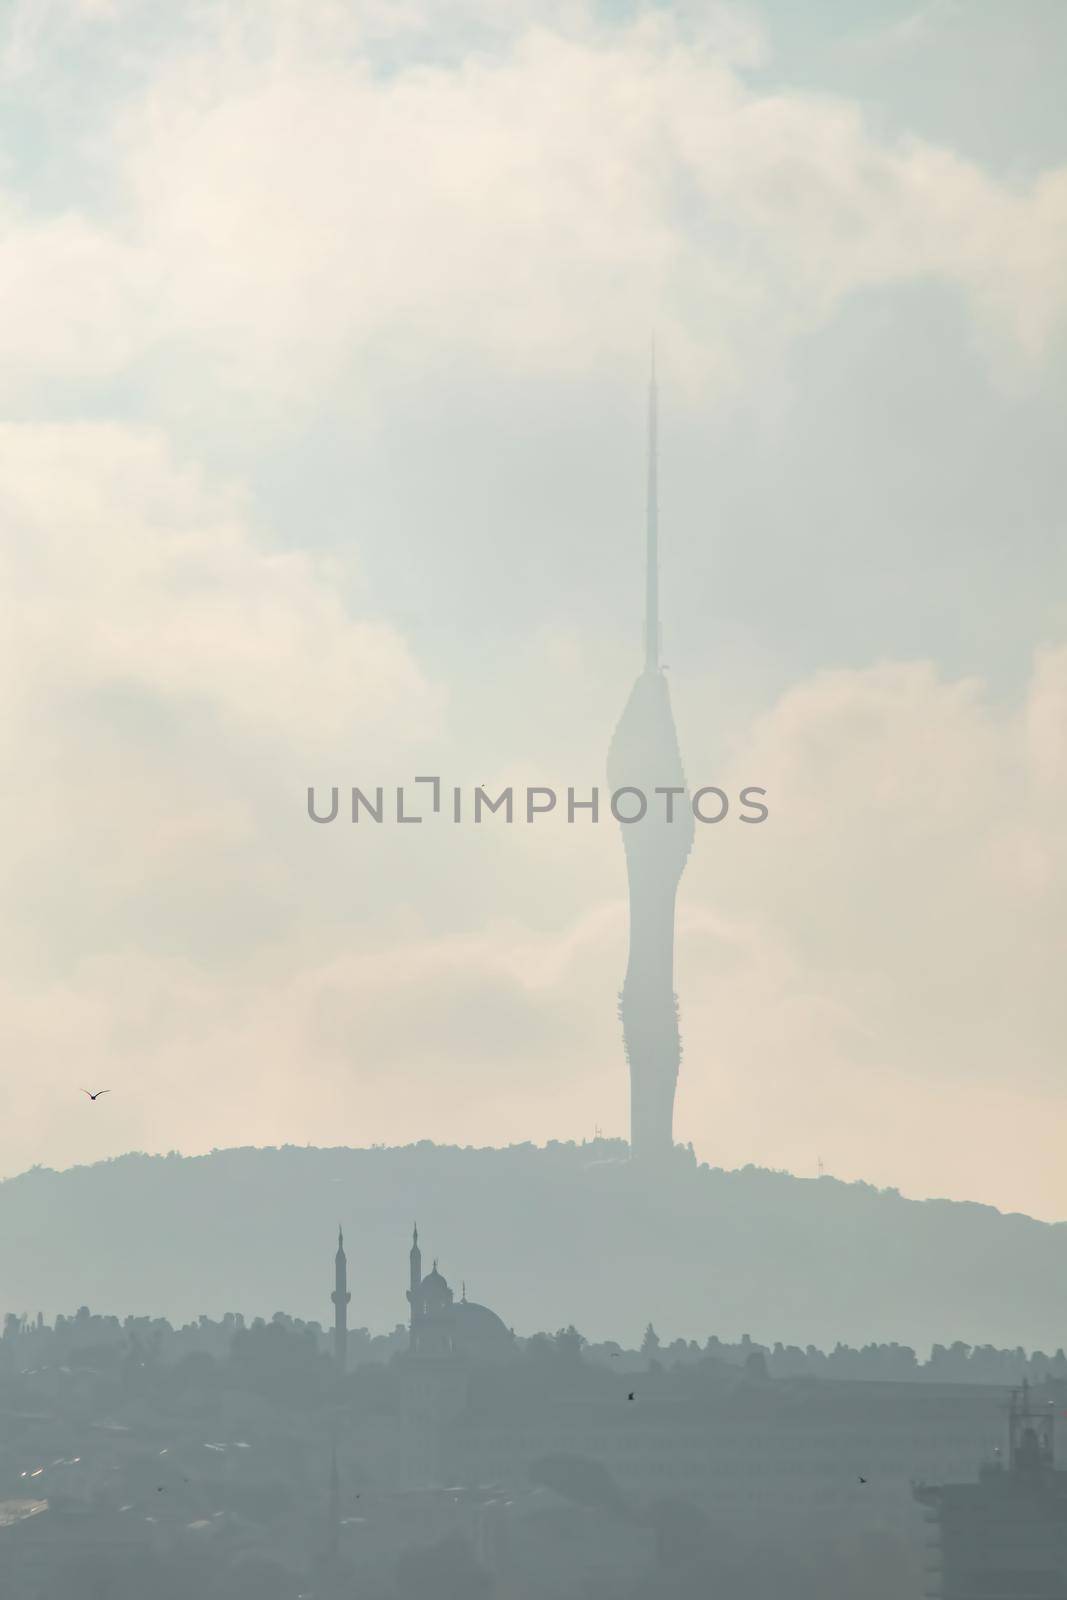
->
[2,1141,1065,1350]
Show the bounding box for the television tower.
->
[607,350,694,1160]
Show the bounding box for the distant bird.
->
[858,1477,867,1485]
[82,1089,110,1102]
[627,1392,635,1402]
[610,1352,620,1359]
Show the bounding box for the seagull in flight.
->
[82,1089,110,1102]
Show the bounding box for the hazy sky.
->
[2,0,1066,1217]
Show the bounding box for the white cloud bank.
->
[0,0,1065,416]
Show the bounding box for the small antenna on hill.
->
[817,1156,825,1178]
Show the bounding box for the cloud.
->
[0,422,441,750]
[843,1,963,60]
[0,421,443,991]
[0,905,624,1175]
[673,650,1067,1213]
[0,0,1065,423]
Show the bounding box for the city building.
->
[915,1381,1067,1598]
[444,1366,1012,1590]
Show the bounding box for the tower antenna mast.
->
[644,338,659,674]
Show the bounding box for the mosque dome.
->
[417,1263,455,1317]
[450,1299,514,1361]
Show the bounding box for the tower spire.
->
[645,337,659,673]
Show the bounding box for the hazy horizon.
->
[5,1134,1064,1229]
[9,1140,1067,1353]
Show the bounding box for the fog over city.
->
[2,2,1067,1596]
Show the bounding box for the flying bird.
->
[858,1477,867,1485]
[627,1392,635,1402]
[82,1089,110,1102]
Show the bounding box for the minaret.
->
[607,352,694,1160]
[406,1223,422,1353]
[331,1226,350,1374]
